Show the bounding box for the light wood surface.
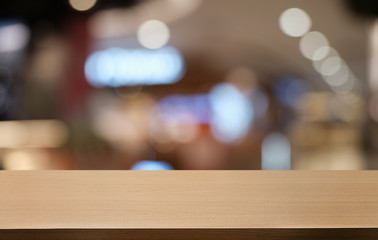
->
[0,171,378,229]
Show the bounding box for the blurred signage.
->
[85,46,184,87]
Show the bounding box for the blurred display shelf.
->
[1,171,378,239]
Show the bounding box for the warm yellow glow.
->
[2,150,50,170]
[0,120,68,148]
[68,0,96,11]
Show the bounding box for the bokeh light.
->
[0,21,30,52]
[158,94,210,124]
[279,8,312,37]
[131,160,174,170]
[0,120,68,148]
[274,77,307,109]
[3,149,50,170]
[155,94,207,144]
[330,75,356,94]
[262,133,291,170]
[168,0,203,12]
[209,83,253,143]
[68,0,97,11]
[299,31,329,60]
[85,47,184,87]
[312,47,340,72]
[137,20,170,49]
[319,56,343,76]
[323,64,350,87]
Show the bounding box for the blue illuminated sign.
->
[85,47,185,87]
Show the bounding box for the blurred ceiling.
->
[169,0,371,90]
[0,0,374,91]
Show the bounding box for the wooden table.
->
[1,171,377,239]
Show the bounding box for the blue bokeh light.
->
[274,77,307,108]
[262,133,291,170]
[158,94,210,124]
[249,89,269,118]
[130,160,174,170]
[85,47,185,87]
[209,83,254,143]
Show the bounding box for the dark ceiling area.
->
[0,0,142,27]
[346,0,378,17]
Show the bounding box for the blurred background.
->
[0,0,378,170]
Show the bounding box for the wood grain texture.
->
[0,171,378,230]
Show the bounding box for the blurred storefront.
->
[0,0,377,170]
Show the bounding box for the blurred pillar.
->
[62,15,91,118]
[369,20,378,91]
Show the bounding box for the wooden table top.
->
[0,171,377,230]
